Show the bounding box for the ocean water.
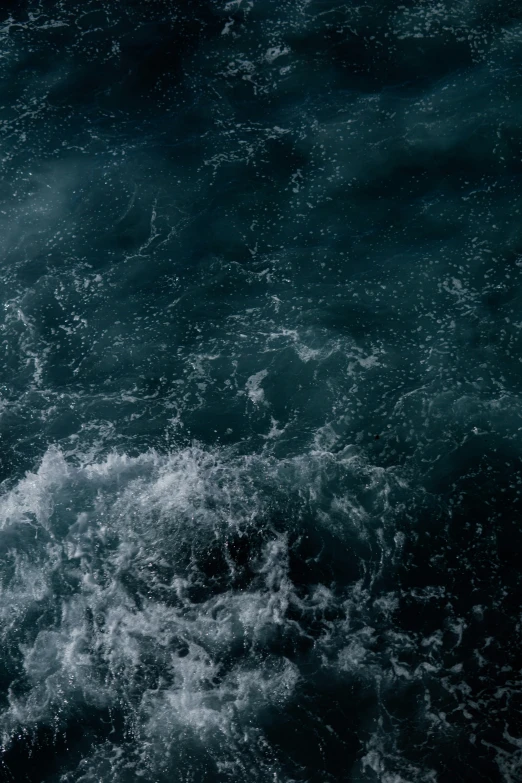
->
[1,1,522,780]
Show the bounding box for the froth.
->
[1,442,385,777]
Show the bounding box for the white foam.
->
[0,441,406,775]
[246,369,269,405]
[0,446,70,530]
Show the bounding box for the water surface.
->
[1,1,522,781]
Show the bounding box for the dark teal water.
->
[1,1,522,780]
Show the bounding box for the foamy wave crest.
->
[0,443,402,780]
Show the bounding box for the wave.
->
[0,443,411,781]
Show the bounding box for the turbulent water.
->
[1,1,522,781]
